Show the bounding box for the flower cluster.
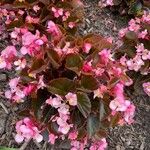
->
[15,117,43,143]
[0,0,137,149]
[116,12,150,96]
[99,0,148,16]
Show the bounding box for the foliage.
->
[0,0,136,149]
[115,12,150,95]
[99,0,150,16]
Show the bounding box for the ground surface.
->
[0,0,150,149]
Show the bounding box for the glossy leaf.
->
[77,92,91,118]
[87,114,99,138]
[81,75,99,90]
[65,53,83,74]
[47,48,60,68]
[48,78,75,95]
[29,58,46,74]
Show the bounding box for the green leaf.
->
[128,0,143,15]
[87,114,99,138]
[48,78,75,96]
[125,31,137,41]
[65,53,83,74]
[81,75,99,90]
[0,147,18,150]
[77,92,91,118]
[99,100,106,121]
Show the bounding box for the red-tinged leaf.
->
[93,129,108,140]
[110,112,121,127]
[31,88,50,119]
[13,1,30,9]
[77,92,91,118]
[108,77,120,88]
[113,0,122,5]
[47,48,60,68]
[7,18,24,29]
[65,53,83,74]
[48,78,75,96]
[84,34,112,51]
[81,75,99,90]
[39,0,49,5]
[29,58,46,74]
[77,127,87,140]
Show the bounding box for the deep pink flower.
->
[15,117,43,143]
[49,133,58,144]
[83,43,92,53]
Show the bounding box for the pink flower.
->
[58,104,70,115]
[9,77,20,90]
[52,7,63,18]
[90,138,107,150]
[128,19,140,32]
[109,99,131,112]
[0,46,17,69]
[93,68,105,76]
[33,5,40,12]
[15,117,43,143]
[68,131,78,140]
[14,59,26,70]
[82,60,93,72]
[22,32,36,46]
[143,82,150,96]
[138,29,148,39]
[47,21,60,36]
[58,123,72,134]
[83,43,92,54]
[26,16,39,24]
[94,85,107,98]
[98,49,112,65]
[124,104,135,124]
[119,28,128,38]
[37,75,46,89]
[20,47,28,55]
[65,92,77,106]
[46,96,62,108]
[0,56,7,69]
[23,84,35,96]
[68,22,76,28]
[49,133,58,144]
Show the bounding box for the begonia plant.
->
[0,0,136,149]
[115,11,150,96]
[99,0,150,16]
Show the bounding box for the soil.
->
[0,0,150,150]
